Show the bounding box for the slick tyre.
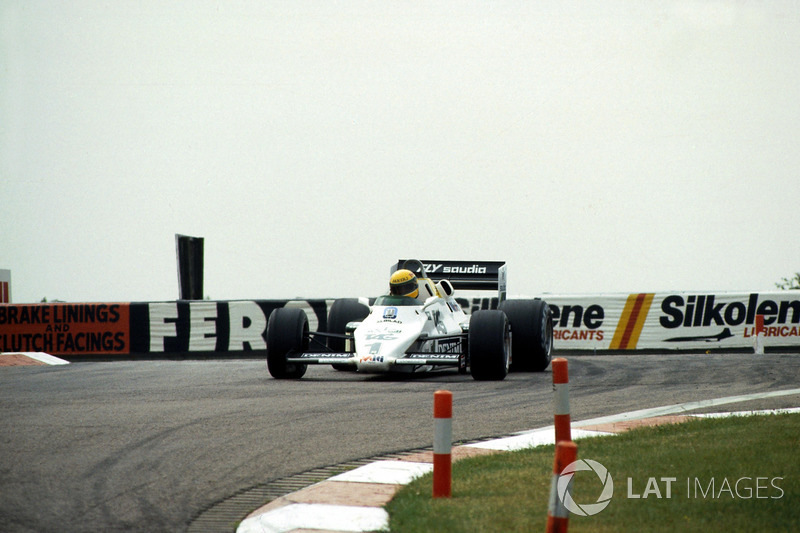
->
[469,310,511,381]
[266,307,309,379]
[327,298,369,370]
[498,299,553,372]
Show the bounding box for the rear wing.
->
[391,260,507,302]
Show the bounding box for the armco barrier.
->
[1,292,798,358]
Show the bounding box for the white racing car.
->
[266,260,553,381]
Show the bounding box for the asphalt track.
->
[1,352,799,533]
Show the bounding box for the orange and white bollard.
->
[546,440,578,533]
[754,314,765,355]
[433,390,453,498]
[552,358,571,443]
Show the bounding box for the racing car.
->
[266,260,553,381]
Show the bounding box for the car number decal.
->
[365,333,398,341]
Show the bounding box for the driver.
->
[388,269,419,299]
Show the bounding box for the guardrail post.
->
[546,440,578,533]
[433,390,453,498]
[552,358,571,443]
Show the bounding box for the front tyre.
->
[327,298,369,370]
[469,310,511,381]
[498,299,553,372]
[266,307,309,379]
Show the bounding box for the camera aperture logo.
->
[557,459,614,516]
[555,458,786,518]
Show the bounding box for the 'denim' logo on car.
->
[557,459,614,516]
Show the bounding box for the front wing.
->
[287,352,462,367]
[288,330,466,369]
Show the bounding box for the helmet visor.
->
[390,278,419,296]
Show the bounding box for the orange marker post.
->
[433,390,453,498]
[546,440,578,533]
[755,314,765,354]
[552,358,571,443]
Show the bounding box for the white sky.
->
[2,1,799,303]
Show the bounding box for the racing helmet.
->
[389,269,419,298]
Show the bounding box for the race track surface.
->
[1,352,798,532]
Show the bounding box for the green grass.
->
[385,413,800,532]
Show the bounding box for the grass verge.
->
[385,413,799,532]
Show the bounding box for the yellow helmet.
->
[389,269,419,298]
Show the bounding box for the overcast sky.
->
[2,1,798,303]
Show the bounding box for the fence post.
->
[433,390,453,498]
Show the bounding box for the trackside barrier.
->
[546,440,578,533]
[433,390,453,498]
[552,358,571,443]
[4,294,799,359]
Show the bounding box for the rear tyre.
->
[469,310,511,381]
[327,298,369,370]
[498,299,553,372]
[266,307,309,379]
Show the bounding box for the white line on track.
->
[237,503,388,533]
[569,387,800,428]
[3,352,70,365]
[329,460,433,485]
